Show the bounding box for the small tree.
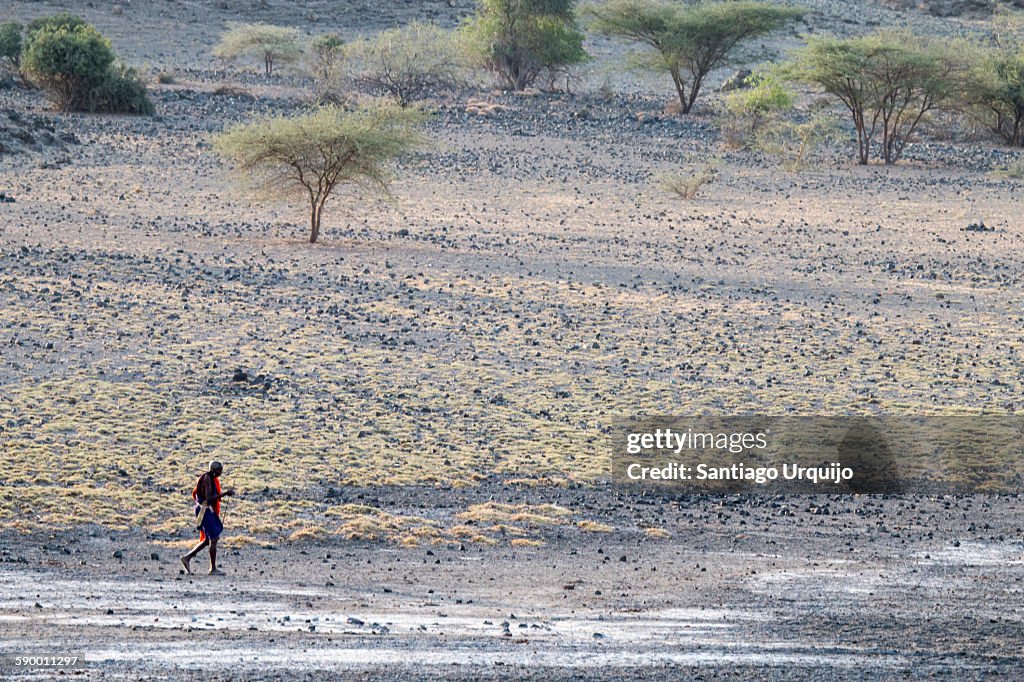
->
[212,102,425,244]
[310,32,344,80]
[586,0,802,114]
[969,51,1024,146]
[461,0,589,91]
[309,32,347,104]
[347,22,463,107]
[961,19,1024,149]
[790,32,964,165]
[0,22,22,70]
[213,23,304,76]
[963,9,1024,147]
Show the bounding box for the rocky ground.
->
[2,0,1024,679]
[2,491,1023,679]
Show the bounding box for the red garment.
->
[192,473,222,542]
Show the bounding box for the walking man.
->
[181,460,234,575]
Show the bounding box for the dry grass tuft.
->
[466,98,509,116]
[656,163,719,200]
[457,502,573,526]
[577,520,614,533]
[510,538,545,547]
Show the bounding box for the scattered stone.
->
[962,222,994,232]
[877,0,1023,18]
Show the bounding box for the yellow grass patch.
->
[577,520,614,533]
[510,538,545,547]
[457,502,573,526]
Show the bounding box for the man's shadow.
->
[836,418,902,494]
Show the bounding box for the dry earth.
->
[1,0,1024,679]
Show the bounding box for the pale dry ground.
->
[1,493,1023,680]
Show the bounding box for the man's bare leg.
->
[208,538,223,575]
[180,539,208,574]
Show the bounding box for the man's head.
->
[209,460,224,478]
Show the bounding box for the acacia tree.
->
[461,0,588,90]
[791,32,963,164]
[964,45,1024,147]
[963,10,1024,147]
[586,0,802,114]
[213,23,304,76]
[212,103,425,244]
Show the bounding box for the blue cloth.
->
[195,503,223,540]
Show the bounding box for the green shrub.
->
[586,0,802,114]
[89,63,155,114]
[212,101,426,244]
[461,0,588,91]
[726,73,793,117]
[788,31,965,164]
[22,17,153,114]
[26,12,87,42]
[754,110,841,172]
[721,72,793,148]
[347,22,462,107]
[23,23,115,110]
[213,22,304,76]
[0,22,22,70]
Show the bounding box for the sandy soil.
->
[2,0,1024,679]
